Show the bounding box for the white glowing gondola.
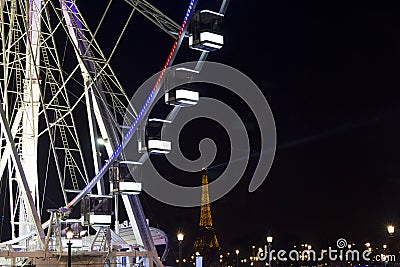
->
[110,163,142,195]
[145,119,172,154]
[81,195,113,226]
[189,10,224,52]
[165,88,199,107]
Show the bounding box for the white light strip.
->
[200,10,224,17]
[119,161,143,165]
[175,67,200,74]
[148,140,171,148]
[148,118,172,123]
[118,125,131,129]
[190,46,209,52]
[148,150,170,154]
[202,42,223,49]
[176,100,198,105]
[200,32,224,44]
[88,194,113,198]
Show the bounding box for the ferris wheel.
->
[0,0,228,266]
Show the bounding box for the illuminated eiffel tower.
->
[194,168,221,266]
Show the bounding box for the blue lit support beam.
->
[64,0,198,211]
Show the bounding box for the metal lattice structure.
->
[199,169,215,228]
[0,0,179,265]
[0,0,134,237]
[194,168,220,252]
[0,0,230,266]
[193,169,221,267]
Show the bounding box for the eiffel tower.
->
[194,168,221,266]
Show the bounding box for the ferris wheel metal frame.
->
[0,0,230,266]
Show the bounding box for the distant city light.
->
[387,225,395,235]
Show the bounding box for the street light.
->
[235,249,239,267]
[177,232,184,242]
[177,232,184,267]
[267,235,273,267]
[388,225,395,236]
[66,227,74,267]
[387,225,395,266]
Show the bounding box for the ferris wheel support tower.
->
[21,0,41,239]
[0,0,44,241]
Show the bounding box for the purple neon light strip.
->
[66,0,196,208]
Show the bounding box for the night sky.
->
[3,0,400,264]
[83,0,400,260]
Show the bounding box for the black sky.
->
[2,0,400,264]
[131,0,400,260]
[81,0,400,261]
